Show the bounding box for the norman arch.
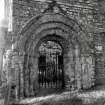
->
[11,12,94,97]
[16,13,91,53]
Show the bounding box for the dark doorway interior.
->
[38,41,65,95]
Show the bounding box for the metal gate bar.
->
[38,52,64,89]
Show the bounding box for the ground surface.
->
[19,90,105,105]
[1,89,105,105]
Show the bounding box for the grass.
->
[12,90,105,105]
[38,96,82,105]
[38,96,105,105]
[34,90,105,105]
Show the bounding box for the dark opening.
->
[38,41,65,89]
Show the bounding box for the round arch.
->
[15,12,91,54]
[5,6,96,98]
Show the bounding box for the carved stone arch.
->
[11,11,96,97]
[26,35,69,57]
[24,30,70,54]
[6,2,96,99]
[15,12,91,53]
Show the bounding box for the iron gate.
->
[38,53,64,88]
[38,41,64,88]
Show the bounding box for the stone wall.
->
[12,0,95,42]
[2,0,105,100]
[10,0,103,87]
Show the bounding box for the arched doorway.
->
[38,40,65,89]
[9,12,94,98]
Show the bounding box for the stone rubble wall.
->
[3,0,105,97]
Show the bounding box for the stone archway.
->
[16,13,91,53]
[23,35,69,96]
[8,12,95,98]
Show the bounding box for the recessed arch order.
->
[16,12,92,55]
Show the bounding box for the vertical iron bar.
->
[45,55,47,87]
[43,66,44,87]
[51,62,52,88]
[41,66,42,87]
[38,56,40,89]
[58,55,60,88]
[41,66,44,87]
[56,52,57,88]
[53,55,54,87]
[39,66,40,88]
[44,60,45,88]
[18,65,21,99]
[28,61,31,96]
[47,61,48,87]
[44,55,46,88]
[50,50,52,88]
[56,53,58,88]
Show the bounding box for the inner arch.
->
[38,40,65,88]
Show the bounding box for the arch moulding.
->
[15,12,91,54]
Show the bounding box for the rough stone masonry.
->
[1,0,105,101]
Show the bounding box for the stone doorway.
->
[6,12,95,99]
[38,40,65,95]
